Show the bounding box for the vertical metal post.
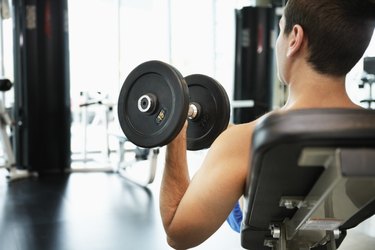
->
[327,231,337,250]
[82,92,88,163]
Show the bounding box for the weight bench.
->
[241,109,375,250]
[109,131,159,187]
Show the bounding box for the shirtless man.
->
[159,0,375,249]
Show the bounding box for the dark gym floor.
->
[0,163,240,250]
[0,173,164,250]
[0,155,374,250]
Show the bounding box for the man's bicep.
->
[172,130,250,241]
[169,158,245,246]
[164,124,253,248]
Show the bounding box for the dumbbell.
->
[117,60,230,151]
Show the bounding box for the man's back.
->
[159,1,375,249]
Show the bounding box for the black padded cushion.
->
[241,109,375,249]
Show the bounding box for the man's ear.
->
[287,24,304,57]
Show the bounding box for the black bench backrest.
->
[241,109,375,249]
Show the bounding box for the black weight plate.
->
[186,74,230,150]
[118,61,189,148]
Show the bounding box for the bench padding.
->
[241,109,375,249]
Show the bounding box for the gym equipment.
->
[241,109,375,250]
[0,79,12,91]
[13,0,70,174]
[76,92,114,164]
[234,6,274,123]
[359,57,375,109]
[364,57,375,75]
[109,130,159,186]
[117,60,230,151]
[0,79,33,180]
[0,79,14,171]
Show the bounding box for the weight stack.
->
[12,0,71,174]
[233,6,275,123]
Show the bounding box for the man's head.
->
[279,0,375,79]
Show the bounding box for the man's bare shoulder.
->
[211,117,264,157]
[219,116,266,143]
[227,120,257,134]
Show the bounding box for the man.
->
[159,0,375,249]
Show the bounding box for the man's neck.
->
[282,63,359,110]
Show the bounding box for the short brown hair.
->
[284,0,375,76]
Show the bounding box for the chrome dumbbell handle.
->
[188,102,200,120]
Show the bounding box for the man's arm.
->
[159,122,190,243]
[159,122,254,249]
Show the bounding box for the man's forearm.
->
[159,131,190,231]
